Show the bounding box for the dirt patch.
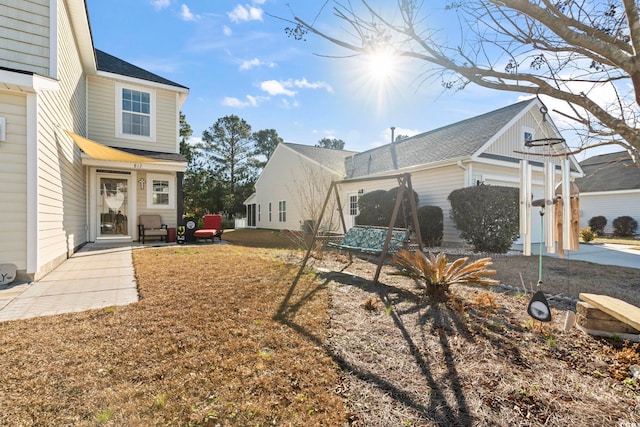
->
[296,251,640,426]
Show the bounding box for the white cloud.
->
[260,80,296,96]
[228,4,263,23]
[241,59,261,71]
[223,26,232,36]
[259,78,333,96]
[252,0,266,4]
[221,95,268,108]
[180,4,199,21]
[281,99,300,109]
[294,78,333,93]
[150,0,170,10]
[240,58,276,71]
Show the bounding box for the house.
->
[244,143,356,231]
[248,99,583,244]
[576,151,640,234]
[0,1,188,281]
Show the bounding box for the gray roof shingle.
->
[95,49,188,89]
[346,99,535,178]
[284,143,357,176]
[575,151,640,192]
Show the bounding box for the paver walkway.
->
[0,243,138,322]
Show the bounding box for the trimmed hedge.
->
[612,215,638,237]
[355,187,419,228]
[588,215,607,236]
[448,185,520,253]
[417,205,443,247]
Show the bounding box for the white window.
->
[146,174,174,209]
[279,200,286,222]
[116,84,156,142]
[349,195,358,216]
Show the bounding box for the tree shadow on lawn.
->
[275,266,532,427]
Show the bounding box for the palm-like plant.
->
[392,249,499,300]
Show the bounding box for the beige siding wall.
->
[580,191,640,235]
[134,171,180,230]
[34,0,87,278]
[255,146,340,231]
[0,0,50,75]
[88,76,179,153]
[484,107,565,166]
[0,91,28,269]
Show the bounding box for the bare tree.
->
[286,0,640,162]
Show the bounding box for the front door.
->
[98,176,130,237]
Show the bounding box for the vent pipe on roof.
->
[391,127,395,143]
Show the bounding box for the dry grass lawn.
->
[0,228,638,426]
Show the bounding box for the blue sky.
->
[86,0,611,159]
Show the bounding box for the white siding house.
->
[576,151,640,235]
[249,99,582,245]
[0,0,189,281]
[250,143,356,232]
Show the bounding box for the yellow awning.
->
[64,130,163,163]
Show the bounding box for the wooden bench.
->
[327,226,410,256]
[138,214,168,244]
[576,293,640,341]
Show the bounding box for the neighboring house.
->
[245,143,357,231]
[248,99,582,244]
[0,1,188,281]
[576,151,640,234]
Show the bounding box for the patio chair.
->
[138,214,168,244]
[194,214,224,243]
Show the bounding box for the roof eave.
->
[67,0,97,74]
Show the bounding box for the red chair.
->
[193,214,223,243]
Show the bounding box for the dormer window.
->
[116,83,156,142]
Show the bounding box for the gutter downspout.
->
[456,160,470,186]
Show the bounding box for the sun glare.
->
[366,50,398,82]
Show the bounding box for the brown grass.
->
[0,228,638,426]
[0,245,346,426]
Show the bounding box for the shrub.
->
[588,215,607,236]
[416,205,443,247]
[387,186,420,228]
[392,249,499,300]
[355,190,389,226]
[355,187,419,228]
[448,185,520,253]
[580,226,596,242]
[612,216,638,237]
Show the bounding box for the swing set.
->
[296,172,424,284]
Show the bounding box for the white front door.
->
[97,174,131,238]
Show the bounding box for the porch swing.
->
[296,172,424,284]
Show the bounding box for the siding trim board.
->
[26,93,39,275]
